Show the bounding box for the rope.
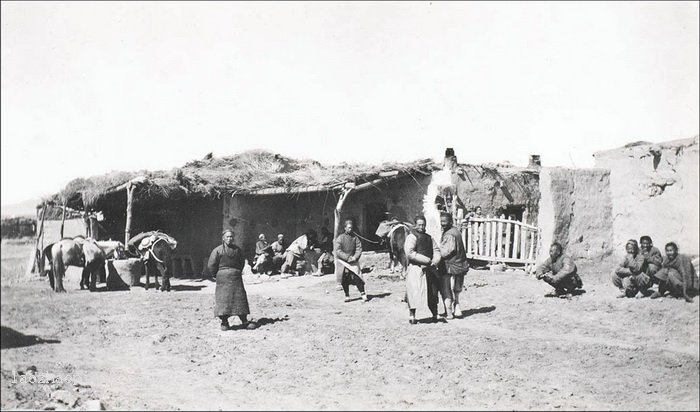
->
[352,231,382,245]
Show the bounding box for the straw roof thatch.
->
[48,150,439,210]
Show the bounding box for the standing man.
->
[404,215,441,324]
[639,235,663,280]
[334,219,368,302]
[439,212,469,319]
[536,242,583,297]
[612,239,652,298]
[207,230,257,331]
[270,234,287,274]
[651,242,698,302]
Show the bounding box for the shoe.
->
[409,319,417,325]
[244,321,258,330]
[361,294,369,302]
[344,297,352,303]
[649,291,662,299]
[447,312,455,320]
[220,324,230,331]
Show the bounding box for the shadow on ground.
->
[1,326,60,350]
[460,305,497,317]
[229,316,290,330]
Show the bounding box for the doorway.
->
[363,202,388,251]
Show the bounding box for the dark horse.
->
[127,231,177,291]
[375,220,412,277]
[43,236,106,292]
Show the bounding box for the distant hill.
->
[1,198,39,218]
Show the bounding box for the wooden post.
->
[496,221,503,258]
[484,221,490,258]
[465,222,471,256]
[333,186,353,240]
[492,221,497,258]
[479,221,484,256]
[513,222,520,260]
[59,202,67,238]
[505,221,512,258]
[124,181,134,245]
[31,204,46,274]
[528,230,536,262]
[520,226,527,262]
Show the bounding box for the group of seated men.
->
[251,227,335,277]
[536,235,698,302]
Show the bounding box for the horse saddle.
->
[138,234,178,252]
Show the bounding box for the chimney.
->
[444,148,457,171]
[528,155,541,168]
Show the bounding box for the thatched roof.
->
[48,150,439,210]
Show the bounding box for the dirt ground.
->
[1,239,698,410]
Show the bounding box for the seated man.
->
[651,242,698,303]
[612,239,652,298]
[281,230,318,276]
[252,234,271,274]
[639,235,663,279]
[536,242,583,297]
[269,234,287,274]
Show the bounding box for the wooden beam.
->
[59,202,67,238]
[124,182,135,245]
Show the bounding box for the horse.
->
[96,240,126,260]
[42,237,105,292]
[375,220,413,276]
[127,231,177,291]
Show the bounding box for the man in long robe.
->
[404,215,441,324]
[536,242,583,297]
[651,242,698,302]
[334,220,367,302]
[439,212,469,318]
[612,239,652,298]
[207,230,257,331]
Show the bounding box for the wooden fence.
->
[460,217,541,265]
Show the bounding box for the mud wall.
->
[538,168,613,267]
[222,175,432,261]
[454,165,540,225]
[594,136,699,258]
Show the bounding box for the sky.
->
[1,1,698,207]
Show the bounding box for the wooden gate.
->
[460,218,541,265]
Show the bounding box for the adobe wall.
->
[594,136,699,258]
[538,168,614,268]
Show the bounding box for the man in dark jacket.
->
[439,212,469,319]
[640,235,663,279]
[334,219,368,302]
[536,242,583,297]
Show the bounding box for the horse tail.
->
[52,246,66,292]
[396,226,408,269]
